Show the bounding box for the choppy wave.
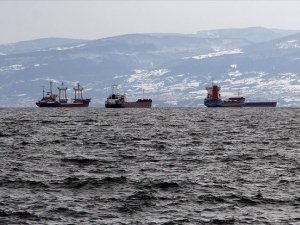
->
[0,107,299,224]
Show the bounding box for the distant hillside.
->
[0,27,299,107]
[196,27,299,43]
[0,38,87,55]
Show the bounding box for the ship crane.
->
[57,82,68,103]
[73,83,84,100]
[42,86,45,99]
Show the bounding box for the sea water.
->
[0,107,299,224]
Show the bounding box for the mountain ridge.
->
[0,27,299,107]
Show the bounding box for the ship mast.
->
[49,80,53,95]
[112,84,118,95]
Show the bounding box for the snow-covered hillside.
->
[0,27,299,107]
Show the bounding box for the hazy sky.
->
[1,0,300,44]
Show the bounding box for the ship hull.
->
[124,101,152,108]
[244,102,277,107]
[105,101,152,108]
[36,100,90,107]
[204,99,243,107]
[221,102,244,107]
[204,100,277,108]
[36,102,61,107]
[105,103,123,108]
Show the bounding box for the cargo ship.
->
[204,83,277,107]
[105,85,152,108]
[36,81,91,107]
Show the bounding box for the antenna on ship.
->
[42,86,45,99]
[49,80,53,95]
[112,84,118,94]
[105,86,108,97]
[271,90,274,102]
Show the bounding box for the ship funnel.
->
[212,85,220,99]
[206,83,221,100]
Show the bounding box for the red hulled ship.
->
[105,85,152,108]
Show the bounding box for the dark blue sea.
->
[0,108,299,225]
